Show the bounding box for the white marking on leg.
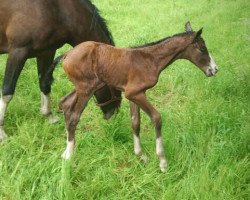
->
[40,93,59,124]
[0,95,12,140]
[61,139,75,160]
[0,98,7,126]
[133,134,148,163]
[133,134,142,155]
[156,137,167,172]
[0,126,7,140]
[40,93,51,116]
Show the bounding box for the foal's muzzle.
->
[205,54,218,77]
[206,67,218,77]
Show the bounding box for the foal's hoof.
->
[140,154,149,164]
[48,114,60,124]
[61,149,72,160]
[159,159,168,173]
[0,127,7,141]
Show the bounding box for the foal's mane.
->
[133,31,193,49]
[80,0,114,45]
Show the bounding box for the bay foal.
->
[56,22,218,172]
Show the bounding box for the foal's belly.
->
[96,64,128,91]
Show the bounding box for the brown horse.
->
[50,22,218,172]
[0,0,121,140]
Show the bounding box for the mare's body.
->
[0,0,121,140]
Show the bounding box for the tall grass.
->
[0,0,249,199]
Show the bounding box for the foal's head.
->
[182,22,218,77]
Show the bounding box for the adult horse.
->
[0,0,121,140]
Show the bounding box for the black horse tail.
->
[43,54,64,88]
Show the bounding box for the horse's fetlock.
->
[2,95,13,103]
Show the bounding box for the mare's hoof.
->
[0,127,7,141]
[159,159,168,173]
[48,114,60,124]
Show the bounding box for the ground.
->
[0,0,249,199]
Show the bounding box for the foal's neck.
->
[141,34,193,72]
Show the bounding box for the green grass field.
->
[0,0,249,199]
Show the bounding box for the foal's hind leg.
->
[60,91,91,159]
[0,48,28,140]
[130,102,148,163]
[37,51,59,124]
[126,92,167,172]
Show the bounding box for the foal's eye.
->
[200,46,207,53]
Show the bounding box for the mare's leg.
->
[130,101,148,162]
[60,90,91,159]
[36,50,59,124]
[126,92,167,172]
[0,48,28,140]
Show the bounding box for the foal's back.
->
[63,41,149,90]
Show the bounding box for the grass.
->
[0,0,249,199]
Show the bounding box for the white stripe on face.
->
[209,54,217,71]
[205,54,218,76]
[209,54,218,76]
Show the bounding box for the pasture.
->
[0,0,249,199]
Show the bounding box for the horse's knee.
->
[125,90,135,100]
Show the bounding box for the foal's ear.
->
[193,28,203,42]
[185,21,193,32]
[196,28,203,37]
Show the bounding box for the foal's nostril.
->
[215,68,218,73]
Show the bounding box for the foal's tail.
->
[44,54,122,120]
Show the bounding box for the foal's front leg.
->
[127,92,167,172]
[60,91,90,159]
[130,102,148,163]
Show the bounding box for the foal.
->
[57,22,218,172]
